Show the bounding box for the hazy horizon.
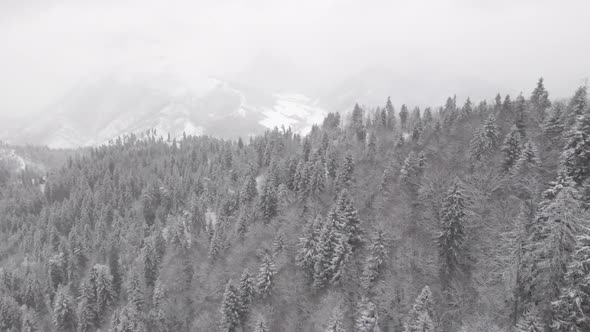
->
[1,0,590,118]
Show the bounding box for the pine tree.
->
[361,230,387,288]
[438,182,467,285]
[313,219,338,291]
[22,307,40,332]
[512,140,540,175]
[552,233,590,331]
[367,133,377,160]
[400,104,409,130]
[515,307,544,332]
[568,85,588,125]
[355,298,379,332]
[309,160,326,197]
[326,306,346,332]
[522,173,584,309]
[127,272,145,312]
[237,269,255,323]
[259,179,278,222]
[515,94,528,137]
[461,97,473,118]
[531,77,551,121]
[351,104,366,141]
[328,189,362,248]
[544,105,565,138]
[53,285,76,331]
[327,234,352,285]
[296,216,322,280]
[386,97,395,129]
[404,286,435,332]
[253,313,269,332]
[0,295,21,331]
[501,126,522,172]
[220,280,241,332]
[77,279,97,332]
[241,172,258,203]
[110,303,147,332]
[256,254,277,299]
[562,86,590,185]
[335,154,354,192]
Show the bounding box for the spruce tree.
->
[562,86,590,185]
[438,182,467,285]
[404,286,435,332]
[544,104,565,138]
[256,254,276,299]
[296,216,322,280]
[400,104,409,130]
[328,189,362,248]
[531,77,551,121]
[220,280,241,332]
[515,307,544,332]
[355,298,379,332]
[552,233,590,331]
[326,305,346,332]
[53,285,76,331]
[501,126,522,172]
[361,230,387,288]
[237,269,255,323]
[515,94,528,137]
[386,96,395,129]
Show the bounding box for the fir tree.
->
[512,140,540,175]
[220,280,241,332]
[53,285,76,331]
[562,86,590,185]
[296,216,322,279]
[544,104,565,138]
[386,96,395,129]
[253,313,269,332]
[552,233,590,331]
[22,307,40,332]
[328,189,362,248]
[438,182,467,285]
[531,77,551,121]
[515,307,544,332]
[237,269,255,323]
[309,160,326,197]
[515,94,528,137]
[326,305,346,332]
[404,286,435,332]
[400,104,409,130]
[501,126,522,172]
[568,85,588,125]
[355,298,379,332]
[361,230,387,288]
[256,254,277,299]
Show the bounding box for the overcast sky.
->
[1,0,589,116]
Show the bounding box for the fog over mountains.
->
[1,59,504,149]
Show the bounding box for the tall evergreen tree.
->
[531,77,551,121]
[400,104,409,130]
[501,126,522,172]
[552,233,590,331]
[562,86,590,185]
[355,298,379,332]
[256,254,277,299]
[53,285,76,332]
[515,307,544,332]
[404,286,435,332]
[220,280,241,332]
[438,182,467,286]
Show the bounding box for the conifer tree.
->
[335,154,354,192]
[355,298,379,332]
[438,182,467,285]
[522,172,584,310]
[562,86,590,185]
[296,216,322,280]
[512,140,540,175]
[109,247,123,301]
[326,305,346,332]
[367,133,377,160]
[386,97,395,129]
[568,85,588,125]
[531,77,551,121]
[53,285,76,332]
[22,307,40,332]
[461,98,473,118]
[544,105,565,138]
[259,179,278,222]
[309,160,326,197]
[515,307,544,332]
[237,269,255,322]
[404,286,435,332]
[313,219,338,290]
[423,107,433,127]
[256,254,277,299]
[400,104,409,130]
[328,189,362,248]
[501,126,522,172]
[515,94,528,137]
[551,233,590,331]
[220,280,241,332]
[253,313,269,332]
[361,230,387,288]
[127,272,145,312]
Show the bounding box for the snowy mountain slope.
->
[9,71,328,148]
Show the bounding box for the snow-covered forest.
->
[0,78,589,331]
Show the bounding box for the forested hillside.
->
[0,78,589,331]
